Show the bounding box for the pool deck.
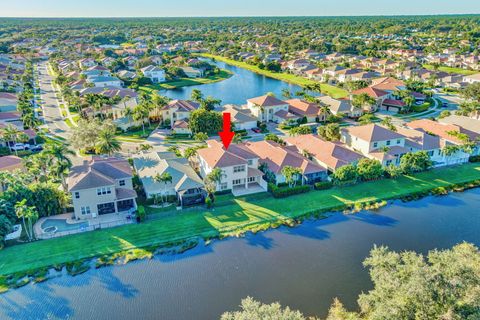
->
[34,211,135,240]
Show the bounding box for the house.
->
[243,140,328,185]
[78,58,96,69]
[381,99,407,113]
[439,115,480,134]
[407,119,480,155]
[341,124,409,166]
[117,70,138,81]
[196,140,268,196]
[220,104,258,131]
[160,100,200,128]
[246,95,291,122]
[83,65,110,78]
[141,65,166,83]
[180,66,203,78]
[352,87,390,109]
[286,99,326,122]
[0,155,23,172]
[0,93,17,112]
[133,152,206,207]
[317,96,362,118]
[67,158,137,220]
[86,76,123,88]
[370,77,406,93]
[395,126,469,167]
[463,73,480,84]
[285,134,364,172]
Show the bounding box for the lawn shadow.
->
[94,267,139,298]
[351,212,397,227]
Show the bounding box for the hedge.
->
[314,181,333,190]
[469,155,480,163]
[269,183,311,198]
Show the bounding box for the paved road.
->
[36,61,71,140]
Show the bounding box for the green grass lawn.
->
[200,54,349,99]
[116,124,157,142]
[139,69,232,92]
[423,64,477,76]
[1,163,480,276]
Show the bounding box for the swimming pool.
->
[41,219,89,233]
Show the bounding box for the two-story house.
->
[246,95,293,123]
[196,140,267,196]
[67,158,137,220]
[341,124,409,166]
[160,100,200,129]
[141,65,166,83]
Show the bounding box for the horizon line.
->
[1,13,480,19]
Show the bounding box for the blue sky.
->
[1,0,480,17]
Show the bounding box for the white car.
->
[9,143,29,151]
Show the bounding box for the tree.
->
[189,109,222,134]
[438,110,451,119]
[356,158,384,181]
[201,96,222,111]
[0,215,13,247]
[153,172,172,204]
[139,143,153,153]
[317,123,340,141]
[1,125,21,155]
[221,297,306,320]
[95,129,122,156]
[289,126,312,136]
[381,116,396,131]
[132,104,150,135]
[264,133,285,145]
[358,113,375,125]
[190,89,204,103]
[15,199,38,241]
[281,165,302,187]
[194,132,209,142]
[42,142,75,190]
[385,164,402,179]
[333,164,358,184]
[352,93,376,111]
[205,167,223,199]
[399,151,433,174]
[281,88,292,99]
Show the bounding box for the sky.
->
[1,0,480,17]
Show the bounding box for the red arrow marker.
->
[219,112,235,150]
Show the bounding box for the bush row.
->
[268,183,311,198]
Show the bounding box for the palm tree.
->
[123,106,134,128]
[132,104,149,135]
[43,143,75,189]
[184,147,198,167]
[2,125,21,155]
[191,89,204,103]
[15,199,38,241]
[281,88,292,99]
[154,172,173,204]
[205,167,223,200]
[442,145,460,166]
[138,143,153,153]
[381,116,396,131]
[95,130,122,156]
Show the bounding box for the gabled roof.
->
[343,124,405,142]
[197,140,248,168]
[247,95,286,107]
[370,77,406,91]
[165,100,200,112]
[407,119,479,144]
[352,87,389,98]
[395,126,443,150]
[244,140,326,175]
[285,134,364,170]
[220,105,257,123]
[286,99,323,117]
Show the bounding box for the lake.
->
[161,60,303,105]
[1,189,480,320]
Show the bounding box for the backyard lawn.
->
[139,69,232,92]
[200,54,349,99]
[1,163,480,276]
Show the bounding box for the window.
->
[373,142,378,148]
[386,140,391,146]
[248,177,256,183]
[81,206,91,215]
[220,182,228,190]
[97,187,112,195]
[119,180,125,186]
[74,192,80,199]
[248,160,253,166]
[233,179,243,186]
[233,165,245,173]
[397,139,401,144]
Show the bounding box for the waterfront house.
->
[285,134,364,172]
[317,96,362,118]
[160,100,200,129]
[196,140,267,196]
[133,152,206,207]
[180,66,203,78]
[219,104,258,131]
[141,65,166,83]
[67,157,137,220]
[246,95,292,123]
[341,124,409,166]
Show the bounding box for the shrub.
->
[469,155,480,163]
[269,184,310,198]
[0,146,11,156]
[136,206,146,222]
[205,197,213,208]
[314,181,333,190]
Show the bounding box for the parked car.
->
[29,144,44,152]
[9,143,29,151]
[252,128,261,133]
